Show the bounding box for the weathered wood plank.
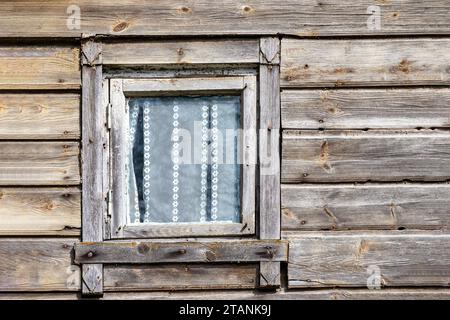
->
[103,288,450,300]
[281,89,450,130]
[281,39,450,88]
[282,184,450,232]
[282,130,450,183]
[0,46,80,89]
[81,39,104,296]
[0,239,79,291]
[0,142,80,185]
[103,40,259,65]
[5,288,450,300]
[0,94,80,139]
[287,233,450,288]
[104,264,257,291]
[1,1,450,37]
[259,37,281,288]
[75,240,288,264]
[0,187,80,236]
[122,77,245,96]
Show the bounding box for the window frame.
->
[108,76,257,239]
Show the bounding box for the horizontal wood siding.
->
[0,46,80,89]
[282,130,450,183]
[0,188,80,236]
[1,1,449,37]
[0,239,80,291]
[282,184,450,232]
[104,264,257,291]
[0,94,80,139]
[281,89,450,130]
[103,40,259,65]
[287,233,450,288]
[281,39,450,88]
[0,142,80,185]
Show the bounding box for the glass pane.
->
[126,96,241,224]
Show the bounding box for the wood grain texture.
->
[281,39,450,88]
[103,288,450,300]
[287,233,450,288]
[104,264,257,291]
[281,89,450,130]
[0,142,80,185]
[0,239,79,292]
[75,240,288,264]
[282,184,450,232]
[1,1,450,37]
[0,188,80,236]
[0,94,80,139]
[103,40,259,65]
[259,37,281,288]
[6,288,450,300]
[0,46,80,89]
[81,39,105,296]
[282,130,450,183]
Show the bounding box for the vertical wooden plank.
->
[81,38,104,296]
[259,37,281,288]
[110,79,127,239]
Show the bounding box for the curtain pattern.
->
[126,96,241,224]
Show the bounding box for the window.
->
[109,77,256,238]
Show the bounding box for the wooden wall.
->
[281,38,450,290]
[1,0,450,299]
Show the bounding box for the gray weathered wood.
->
[281,89,450,130]
[282,183,450,232]
[103,288,450,300]
[122,77,245,96]
[110,79,127,239]
[74,240,288,264]
[281,39,450,87]
[103,39,259,65]
[282,130,450,183]
[259,37,281,288]
[104,264,257,291]
[0,142,80,185]
[0,188,80,236]
[2,1,450,37]
[0,45,80,89]
[0,239,80,291]
[287,233,450,288]
[81,39,104,296]
[6,288,450,300]
[0,94,80,139]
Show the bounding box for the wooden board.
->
[259,37,281,288]
[282,184,450,232]
[281,89,450,130]
[0,239,79,291]
[0,46,80,90]
[103,40,259,65]
[0,142,80,185]
[0,188,80,236]
[104,264,257,291]
[282,130,450,183]
[281,39,450,87]
[75,240,288,264]
[0,94,80,139]
[287,233,450,288]
[103,288,450,300]
[1,1,450,37]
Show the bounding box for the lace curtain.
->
[126,96,241,224]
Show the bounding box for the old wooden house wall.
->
[1,0,450,299]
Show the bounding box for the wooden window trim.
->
[80,37,282,296]
[109,76,257,239]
